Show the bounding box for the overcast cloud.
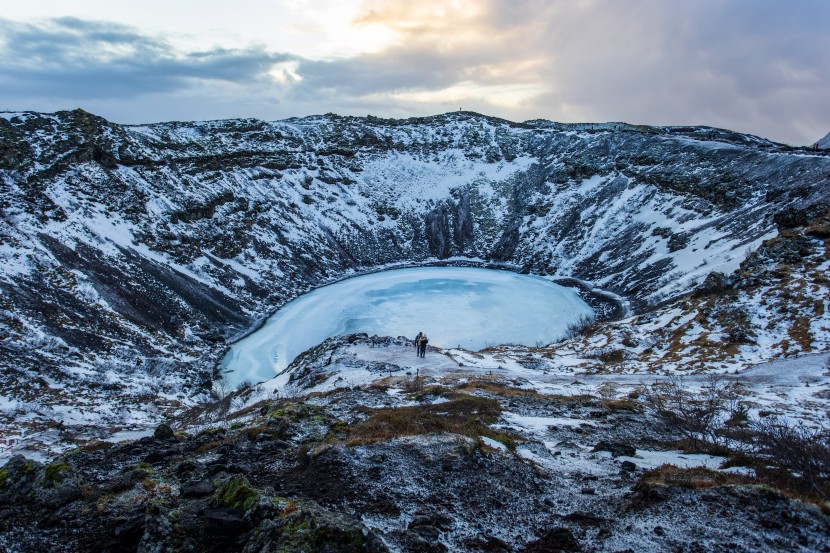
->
[0,0,828,144]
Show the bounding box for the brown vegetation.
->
[343,395,517,449]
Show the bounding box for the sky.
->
[0,0,828,145]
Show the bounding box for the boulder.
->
[592,441,636,458]
[153,423,176,441]
[521,527,581,552]
[243,501,389,553]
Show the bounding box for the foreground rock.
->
[1,379,827,552]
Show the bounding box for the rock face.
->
[2,109,830,446]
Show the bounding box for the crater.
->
[220,266,595,387]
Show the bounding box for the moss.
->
[198,426,226,437]
[268,402,324,422]
[214,474,258,513]
[44,461,72,483]
[123,462,155,479]
[273,509,371,552]
[0,468,7,489]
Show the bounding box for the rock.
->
[563,512,606,526]
[138,504,175,553]
[213,474,258,513]
[592,441,636,458]
[113,514,147,548]
[409,512,454,531]
[521,527,581,552]
[774,208,809,229]
[153,423,176,441]
[243,502,389,553]
[395,529,449,553]
[620,460,637,472]
[36,460,84,508]
[0,455,40,505]
[180,479,214,498]
[693,271,734,297]
[411,525,441,541]
[203,507,251,537]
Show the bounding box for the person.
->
[414,332,423,356]
[419,333,428,358]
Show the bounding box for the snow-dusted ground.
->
[251,337,830,430]
[220,267,594,387]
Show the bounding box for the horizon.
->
[1,1,829,146]
[0,106,813,146]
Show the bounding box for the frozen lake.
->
[220,267,594,387]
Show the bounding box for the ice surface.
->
[220,267,594,387]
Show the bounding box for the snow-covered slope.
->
[815,130,830,149]
[2,109,830,454]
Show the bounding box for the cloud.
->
[0,1,829,144]
[299,0,830,144]
[0,17,292,100]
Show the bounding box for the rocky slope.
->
[2,108,830,456]
[1,368,827,552]
[2,109,830,552]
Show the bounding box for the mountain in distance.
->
[814,130,830,149]
[0,109,829,551]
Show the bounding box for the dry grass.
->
[602,399,642,413]
[232,424,283,442]
[641,463,830,513]
[787,315,814,352]
[75,440,115,452]
[344,395,517,449]
[640,465,751,490]
[455,380,538,398]
[195,440,223,455]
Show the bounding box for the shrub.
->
[751,417,830,501]
[560,314,596,341]
[643,375,743,453]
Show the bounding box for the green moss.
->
[214,474,258,513]
[123,462,155,479]
[44,461,72,483]
[0,468,8,489]
[268,402,323,422]
[198,426,226,437]
[276,509,371,552]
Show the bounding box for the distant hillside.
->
[814,130,830,149]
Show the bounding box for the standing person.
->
[414,332,423,356]
[419,333,429,358]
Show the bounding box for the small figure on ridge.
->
[418,333,429,358]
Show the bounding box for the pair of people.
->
[414,331,429,358]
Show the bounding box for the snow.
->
[220,267,594,387]
[500,412,595,431]
[612,449,726,470]
[480,436,508,451]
